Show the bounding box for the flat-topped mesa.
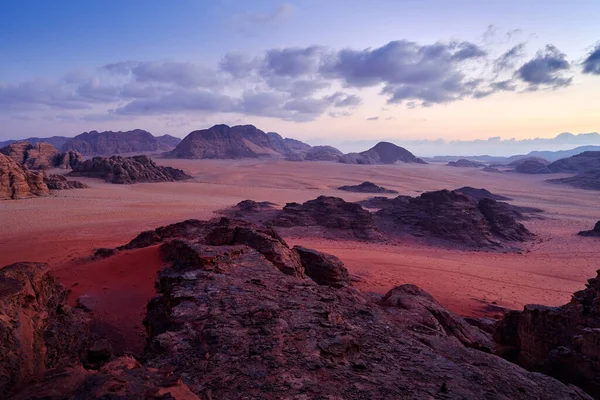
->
[339,141,426,165]
[70,155,192,184]
[138,218,588,399]
[494,270,600,397]
[338,181,398,194]
[0,153,49,199]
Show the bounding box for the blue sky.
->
[1,0,600,154]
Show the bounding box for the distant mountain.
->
[62,129,179,155]
[164,124,341,161]
[446,159,485,168]
[548,151,600,173]
[428,145,600,164]
[0,136,69,149]
[156,134,182,150]
[339,142,426,165]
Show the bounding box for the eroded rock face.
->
[52,150,83,169]
[374,190,535,249]
[0,141,59,170]
[70,155,192,184]
[62,129,168,156]
[0,154,49,200]
[141,228,589,399]
[338,181,398,194]
[578,221,600,237]
[44,174,88,190]
[495,270,600,397]
[0,262,89,397]
[303,145,343,161]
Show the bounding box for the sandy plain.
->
[1,159,599,353]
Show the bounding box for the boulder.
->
[294,246,351,288]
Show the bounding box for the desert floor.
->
[1,159,599,353]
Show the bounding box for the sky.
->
[1,0,600,155]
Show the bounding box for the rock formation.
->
[138,221,587,399]
[0,262,89,397]
[70,155,192,184]
[455,186,512,200]
[267,131,312,157]
[495,270,600,397]
[483,166,502,173]
[548,151,600,173]
[0,141,59,170]
[338,181,398,194]
[165,124,283,159]
[515,159,553,174]
[578,221,600,237]
[0,141,83,170]
[446,159,485,167]
[548,170,600,190]
[155,134,182,151]
[44,174,89,190]
[52,150,83,169]
[294,245,351,288]
[303,145,343,161]
[0,154,49,199]
[0,136,69,150]
[339,141,426,165]
[62,129,176,155]
[509,157,550,168]
[373,190,535,249]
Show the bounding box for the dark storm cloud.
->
[582,43,600,75]
[516,45,572,89]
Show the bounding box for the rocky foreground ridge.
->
[2,218,591,398]
[225,189,538,250]
[70,155,192,184]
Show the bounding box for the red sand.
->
[1,159,599,353]
[52,246,163,355]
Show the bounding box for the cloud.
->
[244,3,295,24]
[367,116,379,121]
[494,43,526,72]
[516,45,572,89]
[582,43,600,75]
[325,92,362,107]
[114,90,237,115]
[263,46,323,77]
[219,52,259,78]
[321,40,488,107]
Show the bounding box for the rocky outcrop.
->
[373,190,535,249]
[515,159,553,174]
[304,145,343,161]
[338,181,398,194]
[294,246,351,288]
[446,159,485,167]
[455,186,512,200]
[139,225,589,399]
[0,136,69,150]
[62,129,170,155]
[52,150,83,169]
[578,221,600,237]
[494,270,600,397]
[483,166,502,173]
[0,262,90,397]
[548,151,600,173]
[509,157,550,168]
[165,124,282,159]
[267,131,312,157]
[548,170,600,191]
[339,142,426,165]
[70,155,192,184]
[0,154,49,199]
[44,174,88,190]
[0,141,59,170]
